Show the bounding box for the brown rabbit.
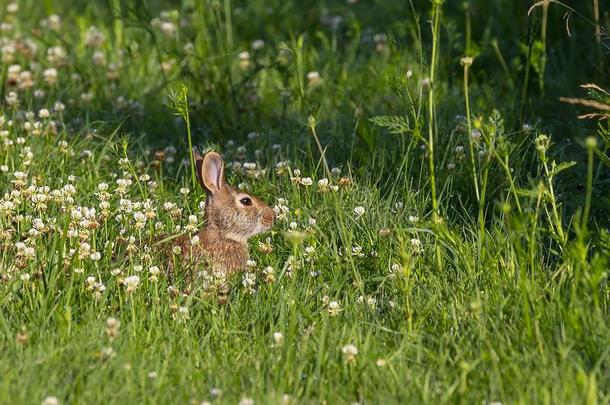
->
[172,149,275,275]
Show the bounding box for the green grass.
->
[0,0,609,404]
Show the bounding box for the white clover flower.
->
[408,215,419,222]
[342,344,358,363]
[6,3,18,13]
[190,235,199,245]
[133,211,146,222]
[41,396,59,405]
[124,275,140,293]
[251,39,265,50]
[43,68,58,85]
[160,21,176,38]
[239,398,254,405]
[89,251,101,261]
[300,177,313,186]
[328,301,341,316]
[307,71,321,85]
[273,332,284,346]
[179,187,189,195]
[410,238,423,253]
[353,206,365,218]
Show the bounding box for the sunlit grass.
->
[0,0,609,404]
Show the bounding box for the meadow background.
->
[0,0,609,403]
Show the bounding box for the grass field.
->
[0,0,609,403]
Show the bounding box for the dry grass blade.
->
[559,97,610,111]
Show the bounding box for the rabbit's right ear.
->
[194,149,225,194]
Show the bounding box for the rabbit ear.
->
[195,149,225,194]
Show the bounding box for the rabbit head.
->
[194,149,275,242]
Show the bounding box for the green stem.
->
[582,144,594,231]
[463,62,480,202]
[428,1,441,219]
[429,0,442,271]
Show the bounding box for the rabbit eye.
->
[239,197,253,206]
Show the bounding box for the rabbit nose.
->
[261,208,275,227]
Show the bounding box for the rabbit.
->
[171,148,276,276]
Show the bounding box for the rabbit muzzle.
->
[258,207,276,231]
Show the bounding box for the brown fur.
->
[172,150,275,275]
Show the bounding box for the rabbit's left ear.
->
[195,149,225,194]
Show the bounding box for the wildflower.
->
[410,238,422,253]
[317,178,330,192]
[273,332,284,346]
[85,25,105,47]
[258,239,273,254]
[251,39,265,50]
[43,68,58,85]
[160,21,176,38]
[149,266,160,281]
[421,77,431,91]
[307,71,321,86]
[471,129,482,141]
[390,263,401,274]
[328,301,341,316]
[300,177,313,186]
[41,397,59,405]
[6,3,18,13]
[342,344,358,363]
[353,206,365,218]
[148,371,157,379]
[106,317,120,340]
[376,358,387,367]
[242,272,256,293]
[100,347,116,361]
[124,275,140,293]
[238,51,250,69]
[378,228,391,237]
[239,398,254,405]
[263,266,275,283]
[460,56,473,67]
[408,215,419,223]
[179,187,189,195]
[338,177,352,187]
